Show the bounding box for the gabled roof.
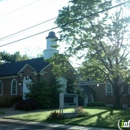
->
[79,85,95,94]
[0,57,49,77]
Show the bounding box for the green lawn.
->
[4,108,130,129]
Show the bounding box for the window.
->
[105,83,113,96]
[11,79,17,95]
[0,80,3,95]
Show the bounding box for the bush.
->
[78,95,84,106]
[75,106,88,117]
[87,102,106,107]
[8,96,22,107]
[0,96,9,108]
[15,99,40,111]
[25,79,61,109]
[46,111,64,121]
[0,96,22,108]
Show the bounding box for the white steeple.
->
[43,31,59,60]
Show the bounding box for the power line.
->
[0,0,55,25]
[0,0,40,18]
[0,27,58,47]
[0,0,129,48]
[64,0,130,26]
[0,17,57,41]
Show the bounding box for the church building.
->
[0,31,74,100]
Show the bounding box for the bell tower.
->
[43,31,59,60]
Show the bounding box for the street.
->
[0,122,67,130]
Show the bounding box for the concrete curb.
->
[0,118,90,130]
[0,118,117,130]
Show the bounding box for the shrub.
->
[96,102,106,107]
[8,96,22,107]
[75,106,88,117]
[25,79,61,109]
[0,96,22,108]
[78,95,84,106]
[46,111,64,120]
[87,102,106,107]
[15,99,40,111]
[0,96,9,108]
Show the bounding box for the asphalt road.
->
[0,122,67,130]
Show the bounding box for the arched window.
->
[11,79,17,95]
[0,80,3,95]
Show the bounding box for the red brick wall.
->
[40,65,55,83]
[86,83,115,105]
[40,65,74,85]
[0,65,39,97]
[1,77,21,97]
[1,64,75,97]
[86,83,130,106]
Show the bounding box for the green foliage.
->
[25,79,61,109]
[8,96,22,107]
[56,0,130,108]
[0,51,29,64]
[46,111,64,121]
[87,102,106,107]
[15,99,40,111]
[78,95,84,106]
[0,96,22,108]
[47,53,76,78]
[0,96,9,108]
[75,106,88,117]
[0,111,4,114]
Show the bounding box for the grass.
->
[4,108,130,129]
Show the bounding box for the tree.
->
[55,0,130,108]
[47,53,76,77]
[0,51,29,63]
[25,79,62,108]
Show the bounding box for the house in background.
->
[79,78,130,108]
[0,31,75,100]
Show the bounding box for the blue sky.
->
[0,0,69,57]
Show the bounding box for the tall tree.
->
[55,0,130,108]
[0,51,29,63]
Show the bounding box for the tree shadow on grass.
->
[56,109,130,129]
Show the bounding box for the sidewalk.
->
[0,108,118,130]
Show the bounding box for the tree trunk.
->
[113,80,121,109]
[114,89,121,109]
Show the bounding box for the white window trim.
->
[0,80,3,95]
[11,79,17,95]
[105,83,113,96]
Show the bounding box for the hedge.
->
[0,96,22,108]
[87,102,106,107]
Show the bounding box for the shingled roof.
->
[0,57,49,77]
[79,85,95,94]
